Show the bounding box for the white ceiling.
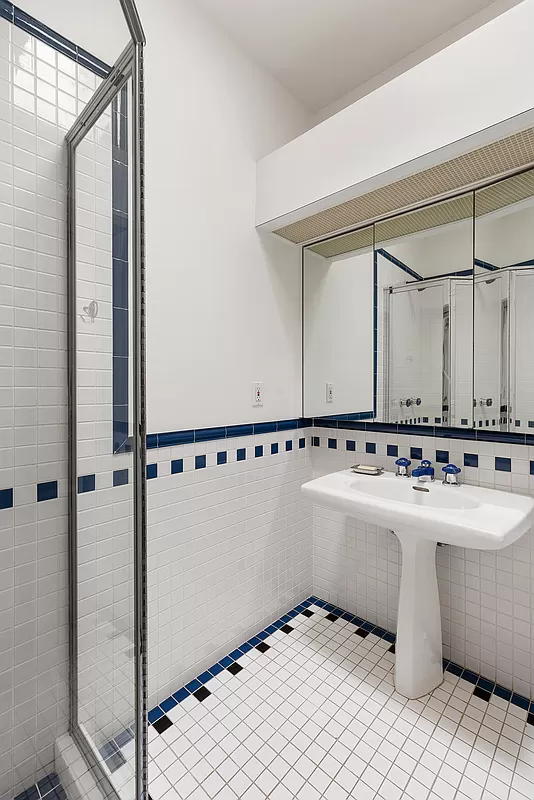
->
[196,0,523,113]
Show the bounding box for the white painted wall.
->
[303,249,373,417]
[256,0,534,229]
[140,0,309,433]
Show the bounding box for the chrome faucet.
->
[412,459,435,483]
[395,457,411,477]
[442,464,461,486]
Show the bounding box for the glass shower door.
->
[510,268,534,432]
[387,282,447,425]
[67,40,146,800]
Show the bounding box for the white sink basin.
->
[302,469,534,699]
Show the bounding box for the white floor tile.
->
[138,606,534,799]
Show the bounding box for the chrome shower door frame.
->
[66,6,147,798]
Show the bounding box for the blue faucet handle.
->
[395,458,411,467]
[442,464,461,474]
[421,459,432,467]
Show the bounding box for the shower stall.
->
[66,2,147,799]
[383,276,473,428]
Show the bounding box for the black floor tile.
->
[325,613,339,622]
[473,686,491,702]
[527,713,534,727]
[388,644,395,654]
[193,686,211,702]
[255,642,270,653]
[355,628,369,638]
[301,609,314,618]
[227,662,244,675]
[152,714,173,734]
[281,624,294,634]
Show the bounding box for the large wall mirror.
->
[303,166,534,434]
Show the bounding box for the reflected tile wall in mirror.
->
[475,170,534,434]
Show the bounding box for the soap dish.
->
[351,464,384,476]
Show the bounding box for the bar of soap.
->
[351,464,382,475]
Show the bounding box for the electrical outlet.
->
[252,382,263,407]
[326,382,334,403]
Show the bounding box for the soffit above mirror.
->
[276,126,534,246]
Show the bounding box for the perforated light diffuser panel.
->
[278,126,534,246]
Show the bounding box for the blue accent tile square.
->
[217,451,227,465]
[346,440,356,452]
[0,487,13,509]
[114,729,134,748]
[328,438,337,449]
[146,463,157,479]
[511,693,530,710]
[312,437,320,447]
[387,444,398,457]
[436,450,449,464]
[495,457,511,472]
[160,696,177,713]
[464,453,479,468]
[171,459,183,474]
[78,474,96,493]
[37,481,57,502]
[366,442,376,454]
[185,679,201,693]
[493,684,512,702]
[299,438,305,448]
[255,445,263,458]
[286,440,293,452]
[237,448,246,461]
[147,707,163,724]
[271,443,278,455]
[410,447,422,460]
[195,455,206,469]
[113,468,128,487]
[172,687,189,703]
[462,669,478,685]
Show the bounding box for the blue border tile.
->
[77,474,96,494]
[37,481,57,502]
[113,468,129,487]
[464,453,479,468]
[0,487,13,509]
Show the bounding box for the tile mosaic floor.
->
[146,604,534,800]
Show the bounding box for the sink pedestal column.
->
[395,531,443,699]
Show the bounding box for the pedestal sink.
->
[302,469,534,699]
